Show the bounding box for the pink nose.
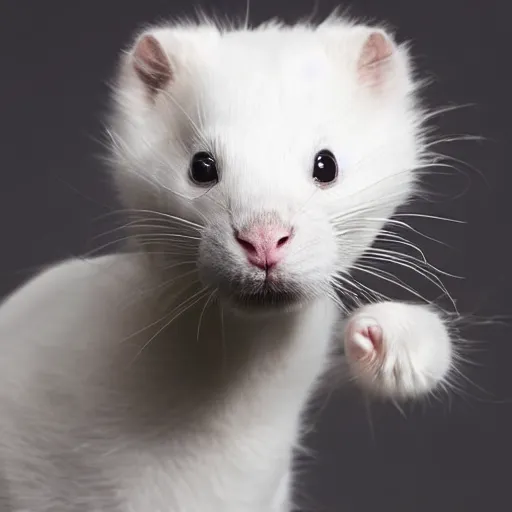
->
[235,224,292,270]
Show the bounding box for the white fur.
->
[0,17,452,512]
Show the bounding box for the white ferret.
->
[0,15,454,512]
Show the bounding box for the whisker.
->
[94,221,202,242]
[120,274,200,339]
[158,88,211,149]
[132,285,210,362]
[350,263,431,305]
[97,208,204,231]
[85,236,199,258]
[363,246,462,279]
[197,289,217,342]
[335,227,428,262]
[392,213,465,224]
[332,272,385,303]
[119,267,199,310]
[424,134,484,149]
[360,217,453,248]
[421,103,476,122]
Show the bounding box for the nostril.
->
[276,235,290,248]
[236,235,257,255]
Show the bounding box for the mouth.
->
[224,279,306,312]
[233,288,301,309]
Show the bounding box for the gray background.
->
[1,1,511,510]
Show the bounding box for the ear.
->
[357,30,395,88]
[131,33,173,98]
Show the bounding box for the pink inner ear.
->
[133,35,173,95]
[357,32,394,85]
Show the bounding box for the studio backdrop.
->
[0,1,510,511]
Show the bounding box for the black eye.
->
[312,149,338,185]
[190,151,218,185]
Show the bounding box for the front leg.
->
[344,302,453,399]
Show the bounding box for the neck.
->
[121,255,338,433]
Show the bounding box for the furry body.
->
[0,17,453,512]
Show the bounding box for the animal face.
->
[110,19,422,311]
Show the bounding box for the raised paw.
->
[344,302,453,399]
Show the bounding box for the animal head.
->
[109,17,423,311]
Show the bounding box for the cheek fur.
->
[197,224,247,290]
[284,224,338,279]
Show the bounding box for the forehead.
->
[193,29,343,129]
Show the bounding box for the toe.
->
[349,331,375,360]
[345,317,383,361]
[367,324,383,351]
